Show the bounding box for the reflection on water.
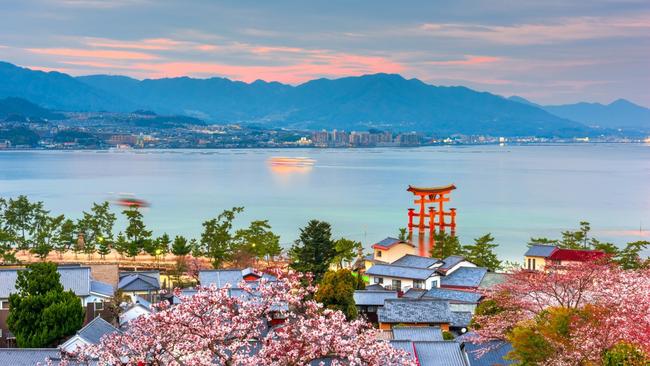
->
[268,157,315,174]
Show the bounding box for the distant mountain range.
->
[0,97,65,121]
[1,61,648,136]
[508,96,650,131]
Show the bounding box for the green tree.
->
[96,236,111,259]
[7,262,84,347]
[430,231,464,259]
[30,213,65,260]
[603,342,649,366]
[54,219,76,259]
[3,195,40,252]
[333,238,363,269]
[397,227,409,241]
[314,269,358,320]
[123,208,152,260]
[559,221,592,249]
[289,220,337,282]
[114,232,128,258]
[77,202,116,259]
[616,241,650,270]
[200,207,244,268]
[156,233,171,259]
[234,220,281,262]
[0,198,18,263]
[463,233,502,271]
[171,235,192,257]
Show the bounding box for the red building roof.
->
[548,248,606,262]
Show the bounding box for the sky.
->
[0,0,649,106]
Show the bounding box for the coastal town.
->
[0,186,648,365]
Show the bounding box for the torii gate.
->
[407,184,457,255]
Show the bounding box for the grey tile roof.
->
[364,284,389,291]
[393,326,443,341]
[118,273,160,292]
[451,311,473,328]
[378,298,452,324]
[199,268,277,288]
[353,290,398,306]
[366,264,436,280]
[135,295,152,309]
[0,267,91,299]
[414,341,468,366]
[441,267,488,288]
[437,255,466,272]
[389,340,417,359]
[77,317,120,345]
[374,237,413,248]
[0,349,93,366]
[478,272,508,289]
[458,333,515,366]
[524,244,557,257]
[90,280,114,297]
[423,288,482,303]
[392,254,441,268]
[402,288,427,299]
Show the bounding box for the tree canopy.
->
[289,220,337,282]
[7,262,84,348]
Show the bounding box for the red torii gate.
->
[407,184,457,256]
[407,184,457,234]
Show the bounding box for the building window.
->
[430,280,438,288]
[532,258,536,270]
[376,250,382,258]
[392,279,402,290]
[527,258,532,270]
[0,301,9,310]
[95,301,104,311]
[374,277,383,284]
[367,306,377,313]
[413,280,425,289]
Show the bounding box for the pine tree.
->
[200,207,243,268]
[171,235,192,257]
[463,233,502,271]
[7,262,84,347]
[430,231,464,259]
[289,220,337,282]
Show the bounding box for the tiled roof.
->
[451,311,473,328]
[118,273,160,292]
[478,272,508,289]
[524,244,557,257]
[90,280,114,297]
[353,290,398,306]
[402,288,427,299]
[413,341,468,366]
[366,264,436,280]
[389,340,417,359]
[393,326,443,341]
[549,248,606,261]
[134,295,152,309]
[372,237,414,249]
[364,284,389,291]
[77,317,120,345]
[458,332,516,366]
[0,349,94,365]
[437,255,466,273]
[0,267,91,299]
[378,298,452,324]
[0,349,61,366]
[441,267,488,288]
[391,254,440,268]
[198,268,277,288]
[424,287,482,303]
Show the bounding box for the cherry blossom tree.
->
[55,271,414,366]
[471,261,650,365]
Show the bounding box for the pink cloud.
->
[426,55,501,66]
[85,37,184,50]
[128,53,403,83]
[26,47,157,60]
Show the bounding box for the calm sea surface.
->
[1,144,649,262]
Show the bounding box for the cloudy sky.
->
[1,0,649,105]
